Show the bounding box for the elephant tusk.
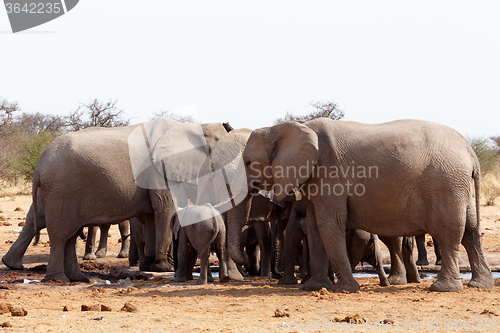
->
[214,191,242,209]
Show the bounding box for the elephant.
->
[235,118,494,292]
[278,200,419,287]
[82,221,130,260]
[171,203,229,284]
[415,234,442,266]
[30,117,231,282]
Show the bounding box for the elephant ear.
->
[270,122,319,201]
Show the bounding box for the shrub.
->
[7,130,59,181]
[468,137,499,176]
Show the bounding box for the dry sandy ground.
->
[0,194,500,332]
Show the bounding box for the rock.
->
[1,222,11,227]
[101,304,112,312]
[17,222,25,227]
[274,309,289,317]
[382,319,394,324]
[0,216,5,221]
[81,305,90,311]
[319,287,330,295]
[14,207,23,212]
[0,321,12,328]
[0,304,10,314]
[121,302,138,313]
[333,314,364,323]
[10,307,28,317]
[91,287,105,293]
[63,305,73,311]
[0,210,3,213]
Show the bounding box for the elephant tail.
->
[473,159,482,237]
[32,169,41,246]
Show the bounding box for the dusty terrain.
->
[0,194,500,332]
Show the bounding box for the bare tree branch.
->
[151,110,198,123]
[274,100,345,124]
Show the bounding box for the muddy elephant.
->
[171,203,229,284]
[235,118,493,292]
[30,118,230,282]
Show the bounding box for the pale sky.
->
[1,1,499,138]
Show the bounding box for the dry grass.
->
[483,172,500,206]
[0,179,31,196]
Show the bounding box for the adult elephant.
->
[235,118,493,292]
[32,117,230,282]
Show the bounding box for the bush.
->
[468,137,499,176]
[7,130,59,181]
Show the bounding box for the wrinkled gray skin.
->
[171,204,229,284]
[2,189,130,269]
[415,234,442,265]
[31,119,229,282]
[238,119,494,292]
[128,217,146,267]
[83,221,130,260]
[278,200,419,287]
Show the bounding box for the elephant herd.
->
[1,117,495,293]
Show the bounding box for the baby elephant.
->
[171,204,229,284]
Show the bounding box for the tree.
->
[0,98,20,130]
[15,112,67,133]
[274,100,345,124]
[468,137,499,176]
[151,110,198,123]
[66,99,130,131]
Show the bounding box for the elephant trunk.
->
[227,195,252,266]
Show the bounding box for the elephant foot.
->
[196,278,208,285]
[429,277,463,292]
[228,268,244,281]
[388,274,407,285]
[117,250,129,258]
[332,277,360,293]
[83,253,97,260]
[379,277,390,287]
[220,276,230,283]
[150,259,175,272]
[302,275,333,291]
[416,258,429,266]
[67,272,90,283]
[272,272,283,279]
[208,275,215,283]
[278,274,298,285]
[435,260,442,265]
[468,274,494,289]
[174,276,187,282]
[2,256,24,270]
[139,256,156,271]
[95,248,107,258]
[42,272,70,283]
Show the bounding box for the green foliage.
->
[7,130,59,181]
[468,137,499,176]
[274,100,345,124]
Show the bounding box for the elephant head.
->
[243,121,319,201]
[227,122,318,265]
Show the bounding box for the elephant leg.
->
[415,234,429,266]
[117,220,131,258]
[2,204,41,270]
[432,237,442,265]
[402,237,421,283]
[270,207,284,278]
[216,241,229,283]
[129,232,139,266]
[461,201,494,289]
[302,201,334,291]
[429,235,463,292]
[227,255,244,281]
[279,214,303,285]
[174,229,188,282]
[371,235,390,287]
[297,241,308,280]
[186,245,198,281]
[149,190,175,272]
[254,222,271,278]
[43,229,70,282]
[95,225,110,258]
[83,226,98,260]
[140,215,156,271]
[379,236,407,285]
[64,233,89,282]
[197,249,210,285]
